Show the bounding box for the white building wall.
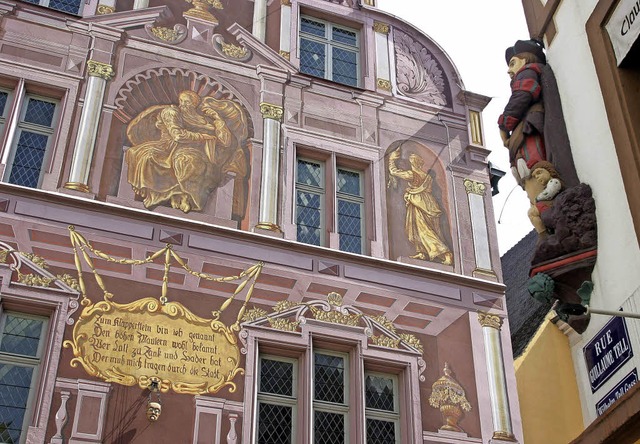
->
[547,0,640,425]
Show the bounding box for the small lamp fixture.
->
[146,377,162,422]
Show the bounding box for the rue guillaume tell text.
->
[87,315,227,380]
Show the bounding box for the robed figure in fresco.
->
[388,148,453,265]
[125,90,249,214]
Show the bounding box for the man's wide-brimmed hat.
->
[505,39,546,65]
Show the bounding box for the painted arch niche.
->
[385,140,453,265]
[109,68,254,223]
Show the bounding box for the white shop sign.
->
[606,0,640,65]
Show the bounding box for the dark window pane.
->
[48,0,82,13]
[338,200,362,254]
[314,411,344,444]
[332,27,357,46]
[300,38,326,79]
[260,359,293,397]
[365,374,395,411]
[23,99,55,128]
[337,169,361,196]
[0,315,43,357]
[0,92,8,116]
[258,403,292,444]
[296,159,322,187]
[332,47,358,86]
[8,131,48,188]
[301,17,325,37]
[296,191,322,246]
[0,364,35,444]
[366,418,396,444]
[314,353,344,404]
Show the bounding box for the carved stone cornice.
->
[260,102,283,121]
[87,60,115,80]
[373,21,389,34]
[478,312,503,330]
[464,179,487,196]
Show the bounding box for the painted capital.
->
[281,0,291,5]
[377,78,391,91]
[478,312,503,330]
[96,4,115,14]
[464,179,487,196]
[373,21,390,34]
[87,60,115,80]
[279,50,291,60]
[260,102,283,121]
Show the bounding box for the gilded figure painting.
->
[386,141,453,265]
[125,89,250,216]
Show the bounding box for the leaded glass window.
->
[313,351,348,444]
[296,158,324,247]
[337,168,364,254]
[18,0,82,15]
[365,373,399,444]
[299,16,360,87]
[257,356,297,444]
[7,95,57,189]
[0,313,47,444]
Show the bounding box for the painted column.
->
[256,103,283,232]
[279,0,292,60]
[96,0,116,14]
[133,0,149,9]
[464,180,493,274]
[478,312,517,442]
[65,61,114,193]
[252,0,268,42]
[373,21,392,93]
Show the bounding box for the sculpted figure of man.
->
[388,149,453,265]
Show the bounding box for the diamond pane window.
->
[6,95,57,189]
[299,15,359,87]
[0,313,47,444]
[296,159,324,247]
[19,0,82,14]
[337,168,364,254]
[365,375,395,412]
[365,372,399,444]
[260,358,294,397]
[0,91,8,116]
[314,410,345,444]
[258,403,293,444]
[314,353,345,404]
[297,159,323,187]
[366,418,396,444]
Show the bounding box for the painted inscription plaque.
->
[64,297,242,395]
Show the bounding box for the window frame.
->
[364,371,401,444]
[295,157,327,248]
[335,166,365,255]
[0,311,49,444]
[3,93,60,189]
[312,349,350,444]
[18,0,84,15]
[298,15,361,88]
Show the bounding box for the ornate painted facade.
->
[0,1,521,443]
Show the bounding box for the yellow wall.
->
[514,314,584,444]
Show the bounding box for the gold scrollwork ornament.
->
[260,103,284,122]
[478,312,503,330]
[464,179,487,196]
[96,4,115,14]
[87,60,115,80]
[373,21,390,34]
[221,42,248,59]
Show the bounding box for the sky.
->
[376,0,534,255]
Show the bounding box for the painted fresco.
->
[386,140,453,264]
[114,69,252,220]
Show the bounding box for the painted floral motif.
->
[394,30,447,106]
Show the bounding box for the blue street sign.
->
[584,316,633,393]
[596,369,638,416]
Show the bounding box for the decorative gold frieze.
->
[21,252,48,269]
[429,363,472,433]
[399,333,423,353]
[464,179,487,196]
[18,273,55,287]
[377,78,391,91]
[373,21,390,34]
[56,273,80,291]
[87,60,115,80]
[309,305,361,326]
[268,317,300,332]
[371,335,400,348]
[221,42,248,59]
[96,4,115,14]
[478,312,503,330]
[372,315,396,333]
[279,50,291,60]
[242,307,268,322]
[327,292,343,307]
[260,103,284,122]
[150,26,180,42]
[274,300,299,312]
[184,0,222,23]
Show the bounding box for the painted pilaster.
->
[253,0,268,42]
[373,21,392,93]
[464,180,494,276]
[256,102,283,232]
[65,61,114,193]
[477,312,518,443]
[279,0,292,60]
[133,0,149,9]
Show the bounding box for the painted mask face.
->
[507,56,528,79]
[147,402,162,421]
